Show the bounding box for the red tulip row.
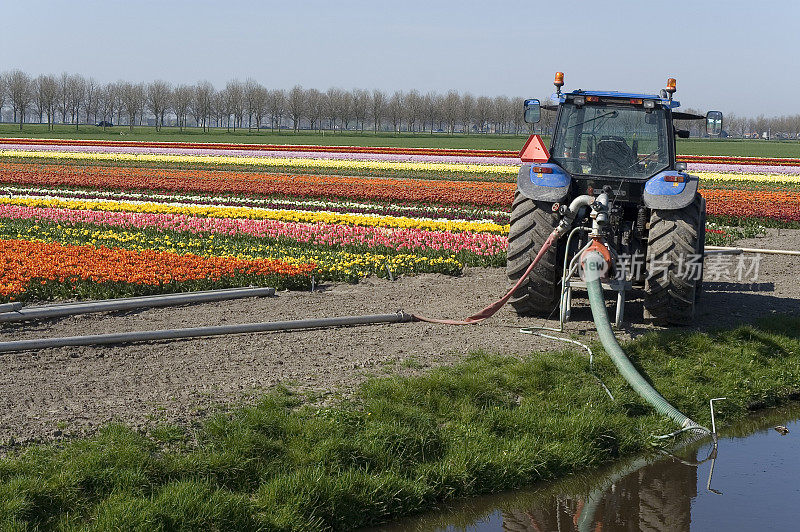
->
[3,138,800,166]
[0,162,516,207]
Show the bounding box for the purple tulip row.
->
[687,162,800,175]
[0,143,521,165]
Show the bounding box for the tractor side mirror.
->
[523,99,541,124]
[706,111,723,137]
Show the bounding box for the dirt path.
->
[2,230,799,445]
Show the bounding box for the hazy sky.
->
[2,0,797,117]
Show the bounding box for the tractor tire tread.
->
[506,191,561,316]
[644,194,705,325]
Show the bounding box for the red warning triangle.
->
[519,134,550,163]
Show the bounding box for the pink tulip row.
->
[0,204,508,256]
[688,162,800,175]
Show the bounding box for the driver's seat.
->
[593,136,632,175]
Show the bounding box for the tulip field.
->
[0,138,798,302]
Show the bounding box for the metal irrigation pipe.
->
[0,302,22,314]
[704,245,800,256]
[0,287,276,323]
[0,312,414,354]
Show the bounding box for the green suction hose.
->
[583,252,708,433]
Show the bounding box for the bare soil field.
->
[2,230,798,445]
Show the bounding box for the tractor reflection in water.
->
[501,450,697,532]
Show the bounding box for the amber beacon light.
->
[666,77,677,95]
[554,72,564,95]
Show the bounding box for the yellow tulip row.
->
[1,196,509,234]
[694,171,800,185]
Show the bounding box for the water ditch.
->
[372,403,799,531]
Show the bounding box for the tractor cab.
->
[550,91,675,180]
[522,77,722,203]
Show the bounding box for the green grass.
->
[708,214,800,230]
[1,315,799,530]
[2,123,799,157]
[0,124,529,151]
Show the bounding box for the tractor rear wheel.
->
[643,194,705,325]
[506,191,562,316]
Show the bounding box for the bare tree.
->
[119,81,145,131]
[267,89,286,131]
[7,70,33,130]
[443,90,459,134]
[34,75,49,124]
[250,85,269,130]
[387,91,403,132]
[192,81,214,131]
[287,85,306,131]
[460,93,475,134]
[224,80,245,131]
[146,80,172,131]
[370,89,386,132]
[67,74,86,130]
[242,79,260,129]
[40,74,59,129]
[353,89,370,132]
[96,83,114,130]
[57,72,70,124]
[84,78,98,125]
[421,92,436,132]
[306,88,325,131]
[0,74,6,122]
[511,97,525,134]
[104,82,120,129]
[173,84,193,131]
[335,89,353,131]
[490,95,510,134]
[325,87,342,131]
[475,96,493,133]
[404,90,423,132]
[433,93,447,132]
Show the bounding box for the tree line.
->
[1,70,798,139]
[0,70,548,135]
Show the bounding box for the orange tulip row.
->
[701,189,800,222]
[0,238,315,299]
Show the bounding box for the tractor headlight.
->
[643,100,655,109]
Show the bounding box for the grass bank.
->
[1,124,799,157]
[1,316,799,530]
[0,124,529,151]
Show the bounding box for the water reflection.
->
[373,403,799,532]
[501,448,699,531]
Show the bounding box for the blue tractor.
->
[509,73,723,324]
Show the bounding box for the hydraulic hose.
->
[413,230,559,324]
[413,194,600,325]
[583,251,708,434]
